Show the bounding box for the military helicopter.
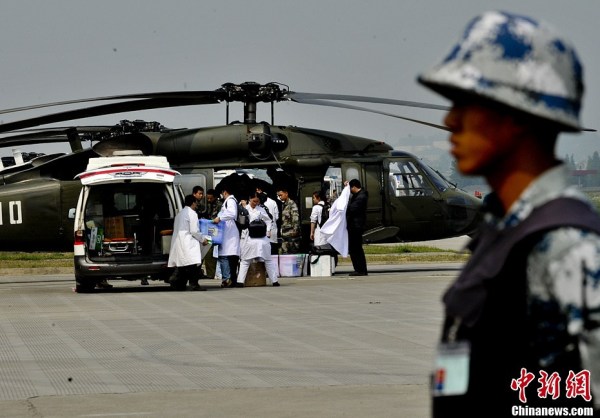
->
[0,81,482,252]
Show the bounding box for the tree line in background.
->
[566,151,600,188]
[444,152,600,189]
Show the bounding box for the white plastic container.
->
[277,254,306,277]
[309,254,334,277]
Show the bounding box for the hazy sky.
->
[1,0,598,162]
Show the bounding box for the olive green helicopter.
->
[0,81,483,252]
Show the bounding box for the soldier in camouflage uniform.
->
[277,188,301,254]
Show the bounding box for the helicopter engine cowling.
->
[92,133,154,157]
[155,124,288,163]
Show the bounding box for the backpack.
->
[248,219,267,238]
[236,203,249,233]
[226,198,249,233]
[319,202,330,228]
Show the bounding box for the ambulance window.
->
[113,192,138,212]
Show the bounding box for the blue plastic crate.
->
[199,218,224,245]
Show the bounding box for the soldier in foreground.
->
[419,11,600,416]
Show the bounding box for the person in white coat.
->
[168,194,208,291]
[236,192,280,287]
[212,186,240,288]
[256,187,280,255]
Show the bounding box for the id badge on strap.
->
[432,341,470,397]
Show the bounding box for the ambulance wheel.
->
[75,277,96,293]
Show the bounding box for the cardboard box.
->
[310,255,334,277]
[245,261,266,287]
[104,216,125,239]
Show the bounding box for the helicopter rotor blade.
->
[0,134,75,148]
[0,91,225,116]
[288,92,450,111]
[0,97,219,133]
[0,82,454,134]
[293,98,450,131]
[0,127,115,148]
[1,126,115,134]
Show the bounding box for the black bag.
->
[227,198,249,233]
[248,219,267,238]
[311,243,338,255]
[237,204,250,232]
[319,203,330,228]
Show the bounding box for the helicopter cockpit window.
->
[174,173,208,197]
[417,161,450,193]
[388,160,433,197]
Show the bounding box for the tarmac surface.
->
[0,237,469,418]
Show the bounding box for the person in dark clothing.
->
[346,179,368,276]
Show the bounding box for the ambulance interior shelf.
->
[85,215,174,257]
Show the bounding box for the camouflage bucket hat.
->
[418,11,584,131]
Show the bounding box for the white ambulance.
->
[73,152,183,292]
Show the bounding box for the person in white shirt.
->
[309,191,328,247]
[236,192,280,287]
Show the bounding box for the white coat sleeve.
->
[189,210,205,242]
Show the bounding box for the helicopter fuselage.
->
[0,122,482,252]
